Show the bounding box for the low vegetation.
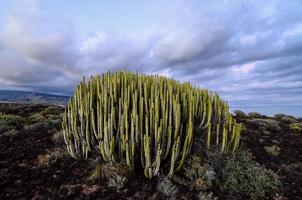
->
[215,151,281,200]
[37,148,69,168]
[0,112,25,133]
[265,145,281,157]
[1,82,300,199]
[233,110,247,120]
[157,176,179,200]
[197,191,217,200]
[290,122,302,134]
[248,112,262,118]
[248,118,281,132]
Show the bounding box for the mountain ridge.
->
[0,90,69,106]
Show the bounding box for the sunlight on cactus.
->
[62,71,242,178]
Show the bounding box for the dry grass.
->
[37,148,68,167]
[265,145,281,157]
[89,161,132,182]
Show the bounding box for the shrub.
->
[37,148,68,167]
[290,123,302,134]
[0,112,25,133]
[182,156,216,190]
[264,145,281,157]
[41,106,63,116]
[233,110,247,119]
[274,114,297,124]
[52,131,65,146]
[89,162,132,182]
[217,151,280,200]
[157,176,179,200]
[197,191,217,200]
[248,112,262,118]
[274,114,286,119]
[107,174,128,191]
[280,116,297,124]
[249,118,281,132]
[28,113,47,124]
[62,71,242,178]
[24,122,51,132]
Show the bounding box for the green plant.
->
[290,122,302,134]
[280,116,297,124]
[248,112,262,118]
[62,71,242,178]
[107,174,128,191]
[0,112,25,133]
[265,145,281,157]
[197,191,217,200]
[274,114,286,119]
[274,114,297,124]
[41,106,63,116]
[28,113,47,124]
[89,161,132,182]
[249,118,281,132]
[157,176,179,200]
[181,155,216,190]
[217,151,280,200]
[52,131,65,146]
[233,110,247,119]
[37,148,68,167]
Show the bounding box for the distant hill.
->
[0,90,69,106]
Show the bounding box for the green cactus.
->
[62,71,241,178]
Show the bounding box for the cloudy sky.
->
[0,0,302,116]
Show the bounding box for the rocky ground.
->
[0,103,301,200]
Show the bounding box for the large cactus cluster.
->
[62,71,241,178]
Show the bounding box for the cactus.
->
[62,71,241,178]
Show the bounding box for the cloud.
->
[0,0,302,116]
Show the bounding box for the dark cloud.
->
[0,0,302,116]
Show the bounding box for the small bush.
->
[183,156,216,190]
[41,106,63,116]
[157,176,179,200]
[37,148,68,167]
[290,123,302,134]
[197,191,217,200]
[28,113,47,124]
[48,114,62,121]
[0,113,25,133]
[248,112,262,118]
[249,118,281,132]
[217,151,280,200]
[274,114,297,123]
[265,145,281,157]
[274,114,286,119]
[233,110,247,119]
[24,122,50,132]
[241,124,247,134]
[280,116,297,124]
[107,174,128,191]
[89,162,132,182]
[52,131,65,146]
